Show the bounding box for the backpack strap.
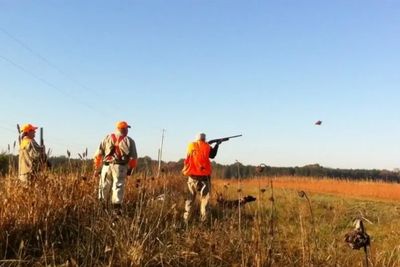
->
[110,133,125,160]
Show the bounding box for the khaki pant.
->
[184,176,211,222]
[98,164,128,205]
[19,172,37,184]
[19,173,30,183]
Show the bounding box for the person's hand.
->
[93,170,101,178]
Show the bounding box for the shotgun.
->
[39,127,51,169]
[208,134,242,145]
[17,124,21,145]
[40,127,44,147]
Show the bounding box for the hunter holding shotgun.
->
[182,133,241,223]
[18,124,46,183]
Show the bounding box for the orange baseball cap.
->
[116,121,131,129]
[20,124,38,133]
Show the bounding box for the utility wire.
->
[0,27,137,153]
[0,54,108,116]
[0,27,106,103]
[0,119,17,133]
[0,125,15,133]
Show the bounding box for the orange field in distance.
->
[215,176,400,202]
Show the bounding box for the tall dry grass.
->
[0,171,400,266]
[229,176,400,201]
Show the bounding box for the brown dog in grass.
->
[216,193,256,208]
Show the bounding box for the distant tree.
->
[0,153,8,176]
[223,166,233,179]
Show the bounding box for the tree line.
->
[1,153,399,182]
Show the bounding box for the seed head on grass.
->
[298,190,306,198]
[345,218,371,267]
[256,164,267,174]
[345,219,370,250]
[297,189,318,255]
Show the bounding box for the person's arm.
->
[29,139,45,160]
[127,138,138,175]
[209,144,220,159]
[93,137,106,177]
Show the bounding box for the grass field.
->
[1,173,399,266]
[216,176,400,201]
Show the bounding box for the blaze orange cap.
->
[116,121,131,129]
[21,124,38,133]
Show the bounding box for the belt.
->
[190,175,210,181]
[104,162,126,166]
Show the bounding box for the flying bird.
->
[315,120,322,126]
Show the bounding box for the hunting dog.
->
[216,193,256,208]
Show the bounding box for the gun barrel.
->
[208,134,242,144]
[227,134,242,139]
[40,127,44,147]
[17,124,21,145]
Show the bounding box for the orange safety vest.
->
[182,141,212,176]
[95,134,137,169]
[106,133,125,161]
[20,136,32,150]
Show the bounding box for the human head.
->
[116,121,131,136]
[21,124,38,139]
[197,133,206,141]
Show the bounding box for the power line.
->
[0,54,107,116]
[0,125,15,133]
[0,27,106,102]
[0,27,141,153]
[0,119,17,133]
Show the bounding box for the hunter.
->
[18,124,46,183]
[93,121,138,213]
[182,133,220,223]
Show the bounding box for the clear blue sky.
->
[1,1,399,170]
